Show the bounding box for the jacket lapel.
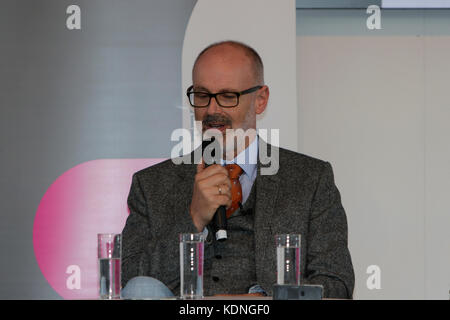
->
[174,164,196,212]
[254,139,280,294]
[171,149,199,213]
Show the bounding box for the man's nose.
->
[206,96,221,115]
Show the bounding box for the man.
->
[121,40,354,299]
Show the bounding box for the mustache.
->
[202,114,232,127]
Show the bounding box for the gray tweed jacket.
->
[121,140,354,298]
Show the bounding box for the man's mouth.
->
[204,123,230,132]
[202,114,232,133]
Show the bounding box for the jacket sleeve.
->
[303,162,355,299]
[121,172,150,288]
[121,169,200,291]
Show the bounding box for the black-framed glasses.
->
[186,85,263,108]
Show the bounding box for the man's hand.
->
[189,161,232,232]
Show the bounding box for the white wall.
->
[297,9,450,299]
[298,36,426,299]
[182,0,298,151]
[423,36,450,300]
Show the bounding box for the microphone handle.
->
[214,205,227,241]
[201,137,227,241]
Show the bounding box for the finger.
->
[199,164,228,179]
[205,184,231,198]
[197,158,205,174]
[201,172,231,188]
[216,184,231,198]
[215,194,233,208]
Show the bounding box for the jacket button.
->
[215,254,222,259]
[212,276,220,282]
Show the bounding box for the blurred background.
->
[0,0,449,299]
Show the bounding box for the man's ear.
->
[255,85,269,115]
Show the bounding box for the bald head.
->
[192,41,264,85]
[190,40,270,156]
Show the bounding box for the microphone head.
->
[202,136,222,166]
[202,136,215,152]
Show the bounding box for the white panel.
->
[182,0,298,151]
[297,36,426,299]
[424,37,450,300]
[383,0,450,8]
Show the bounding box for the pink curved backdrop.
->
[33,158,166,299]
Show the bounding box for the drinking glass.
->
[98,233,121,299]
[275,234,301,285]
[179,233,205,299]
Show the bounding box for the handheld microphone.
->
[202,137,227,241]
[213,206,227,241]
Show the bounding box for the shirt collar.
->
[221,135,258,179]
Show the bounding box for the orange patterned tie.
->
[224,164,243,218]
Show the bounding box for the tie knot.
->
[225,164,243,179]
